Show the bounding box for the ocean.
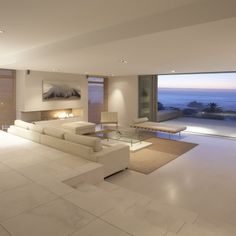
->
[158,88,236,111]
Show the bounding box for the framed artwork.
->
[42,80,81,101]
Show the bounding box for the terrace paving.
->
[161,117,236,138]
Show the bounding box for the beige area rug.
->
[129,137,197,174]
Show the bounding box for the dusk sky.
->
[158,73,236,89]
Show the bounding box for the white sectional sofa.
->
[8,120,129,177]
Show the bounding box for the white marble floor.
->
[1,130,236,235]
[107,132,236,234]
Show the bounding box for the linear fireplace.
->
[20,108,84,122]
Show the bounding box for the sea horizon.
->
[158,87,236,111]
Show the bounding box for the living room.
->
[0,0,236,236]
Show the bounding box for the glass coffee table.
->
[93,129,114,140]
[93,127,151,146]
[107,128,150,146]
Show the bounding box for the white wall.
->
[108,76,138,126]
[16,70,88,120]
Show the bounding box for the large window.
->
[88,77,108,124]
[157,73,236,137]
[0,69,16,129]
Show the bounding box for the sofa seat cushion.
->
[14,120,31,129]
[64,133,102,152]
[43,127,65,139]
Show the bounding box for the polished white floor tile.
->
[165,232,177,236]
[108,134,236,228]
[0,225,11,236]
[63,183,115,216]
[95,180,120,192]
[194,216,236,236]
[0,163,11,173]
[0,183,57,222]
[107,169,147,190]
[177,223,222,236]
[108,186,151,210]
[2,198,95,236]
[2,129,236,235]
[34,176,75,196]
[146,201,198,224]
[25,145,65,161]
[101,209,166,236]
[71,219,131,236]
[124,205,184,233]
[1,152,47,169]
[0,170,32,193]
[17,160,79,181]
[52,155,89,170]
[0,149,33,162]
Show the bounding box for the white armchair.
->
[100,112,118,129]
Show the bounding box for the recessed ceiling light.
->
[120,59,128,64]
[0,30,5,34]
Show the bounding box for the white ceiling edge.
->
[0,0,236,76]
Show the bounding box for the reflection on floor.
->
[161,117,236,138]
[0,130,236,235]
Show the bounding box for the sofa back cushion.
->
[40,134,95,161]
[14,120,31,129]
[132,117,149,124]
[64,133,102,152]
[28,124,44,134]
[43,127,65,139]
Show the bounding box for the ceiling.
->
[0,0,236,76]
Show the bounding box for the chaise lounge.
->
[130,117,187,138]
[34,118,96,135]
